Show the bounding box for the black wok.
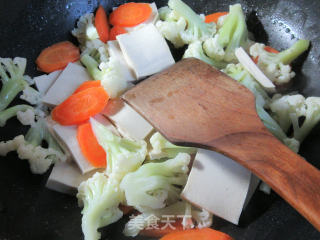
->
[1,0,320,239]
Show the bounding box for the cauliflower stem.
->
[0,57,28,111]
[0,104,33,127]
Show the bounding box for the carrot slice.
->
[160,228,233,240]
[74,80,101,94]
[109,2,152,27]
[140,218,185,238]
[205,12,228,23]
[52,87,109,125]
[109,26,127,41]
[36,41,80,73]
[77,122,106,167]
[95,5,110,43]
[254,46,279,63]
[264,46,279,54]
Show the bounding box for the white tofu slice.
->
[102,98,153,140]
[107,41,136,82]
[42,62,91,106]
[117,24,175,79]
[52,124,94,174]
[52,115,118,174]
[46,161,98,195]
[34,70,62,95]
[181,149,260,225]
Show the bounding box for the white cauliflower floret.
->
[156,9,187,48]
[270,94,320,142]
[76,119,147,240]
[72,13,99,50]
[250,43,295,84]
[250,39,310,85]
[77,172,124,240]
[17,108,35,126]
[81,54,129,98]
[203,34,225,61]
[148,132,196,160]
[120,153,190,212]
[0,118,66,174]
[155,1,216,48]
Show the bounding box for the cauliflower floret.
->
[148,132,196,160]
[250,40,310,85]
[71,13,99,50]
[183,41,227,69]
[17,108,35,126]
[269,94,306,132]
[203,34,225,61]
[156,8,187,48]
[0,118,66,174]
[155,0,216,48]
[270,94,320,142]
[81,54,129,98]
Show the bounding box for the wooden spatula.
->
[122,58,320,231]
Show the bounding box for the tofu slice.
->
[34,70,62,94]
[117,24,175,79]
[107,41,136,82]
[102,98,153,140]
[52,115,118,174]
[181,149,260,225]
[46,161,98,195]
[42,62,91,106]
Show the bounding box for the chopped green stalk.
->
[0,104,32,127]
[0,58,28,111]
[278,39,310,65]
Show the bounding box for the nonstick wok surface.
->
[1,0,320,239]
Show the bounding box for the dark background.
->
[0,0,320,239]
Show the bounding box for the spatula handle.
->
[208,130,320,231]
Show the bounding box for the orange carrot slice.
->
[95,5,110,43]
[109,2,152,27]
[36,41,80,73]
[77,122,106,167]
[74,80,101,94]
[254,46,279,63]
[160,228,233,240]
[109,26,127,40]
[205,12,228,23]
[52,87,109,125]
[140,218,185,238]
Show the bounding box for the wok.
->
[0,0,320,239]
